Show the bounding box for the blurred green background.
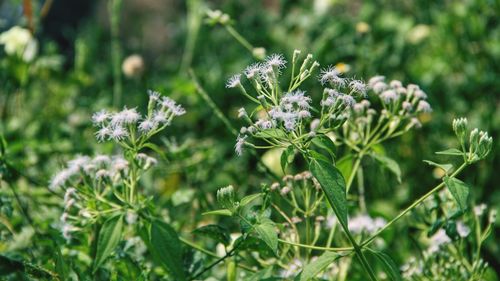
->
[0,0,499,275]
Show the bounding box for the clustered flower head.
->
[53,153,156,241]
[92,90,185,144]
[0,26,38,62]
[227,51,364,156]
[451,117,493,163]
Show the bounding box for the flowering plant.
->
[201,51,494,280]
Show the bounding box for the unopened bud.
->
[216,185,237,212]
[452,117,468,144]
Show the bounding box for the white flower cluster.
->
[0,26,38,62]
[93,90,185,143]
[348,213,386,235]
[367,76,431,114]
[228,52,362,156]
[51,153,157,241]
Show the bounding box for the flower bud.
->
[477,131,492,159]
[469,128,479,154]
[217,185,237,212]
[252,47,266,60]
[452,117,468,144]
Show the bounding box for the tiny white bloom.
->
[456,221,470,238]
[92,110,109,124]
[226,74,241,88]
[138,118,157,133]
[416,100,432,113]
[265,53,287,69]
[110,125,128,141]
[235,135,247,156]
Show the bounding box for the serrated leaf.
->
[371,153,402,183]
[367,250,402,281]
[298,252,342,281]
[435,148,464,156]
[202,209,233,216]
[444,176,470,211]
[254,222,278,255]
[193,224,231,245]
[423,160,453,173]
[149,220,186,281]
[240,193,262,207]
[309,158,348,228]
[93,215,124,272]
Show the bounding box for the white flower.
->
[340,95,355,107]
[110,125,128,141]
[416,100,432,112]
[368,75,385,88]
[95,169,109,179]
[319,66,345,86]
[280,186,291,195]
[0,26,37,61]
[372,81,387,94]
[49,169,74,191]
[68,155,91,170]
[349,80,367,95]
[427,229,451,253]
[138,119,157,133]
[348,214,386,235]
[237,107,247,118]
[112,157,129,171]
[244,63,261,79]
[265,53,287,69]
[380,89,399,104]
[235,135,247,156]
[474,203,487,216]
[93,155,110,165]
[126,211,138,225]
[402,101,412,111]
[148,90,161,102]
[226,74,241,88]
[120,107,141,124]
[456,221,470,238]
[171,104,186,116]
[153,110,168,124]
[95,126,111,142]
[92,110,109,124]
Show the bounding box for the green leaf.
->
[443,176,470,211]
[336,154,354,180]
[93,214,124,272]
[202,209,233,216]
[254,129,287,139]
[310,135,336,161]
[423,160,453,173]
[371,153,402,183]
[367,250,402,281]
[240,193,262,207]
[309,158,348,228]
[149,220,186,281]
[254,222,278,255]
[298,252,342,281]
[193,224,231,246]
[435,148,464,156]
[55,247,67,281]
[143,142,167,160]
[280,145,295,173]
[308,150,331,163]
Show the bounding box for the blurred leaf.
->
[435,148,464,156]
[310,135,336,162]
[280,145,295,173]
[367,250,402,281]
[148,219,186,281]
[93,215,124,272]
[423,160,453,173]
[297,252,342,281]
[202,209,233,216]
[240,193,262,207]
[193,224,231,246]
[371,153,402,183]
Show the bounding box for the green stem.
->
[361,162,468,247]
[224,25,254,53]
[109,0,123,108]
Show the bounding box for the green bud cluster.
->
[452,118,492,163]
[217,185,238,213]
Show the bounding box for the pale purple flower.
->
[95,126,111,142]
[380,89,399,104]
[226,74,241,88]
[416,100,432,113]
[244,63,261,79]
[235,135,247,156]
[138,118,157,133]
[110,125,128,141]
[92,110,109,124]
[349,80,367,95]
[319,66,346,86]
[237,107,247,118]
[265,53,287,69]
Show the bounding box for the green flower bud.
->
[469,128,479,154]
[477,131,492,159]
[217,185,237,212]
[252,47,266,60]
[452,117,468,144]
